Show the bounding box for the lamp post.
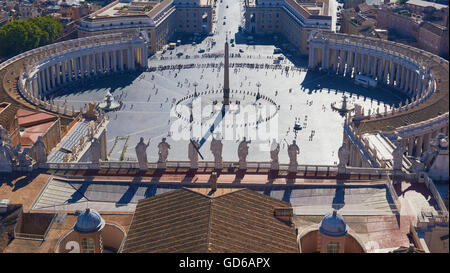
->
[193,81,198,93]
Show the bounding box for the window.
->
[80,238,95,253]
[327,242,340,253]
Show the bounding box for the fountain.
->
[98,91,121,112]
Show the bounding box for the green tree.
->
[0,15,62,58]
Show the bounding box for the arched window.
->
[327,242,340,253]
[80,238,95,253]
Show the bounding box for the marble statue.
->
[354,104,362,117]
[158,138,171,164]
[135,137,150,171]
[0,140,12,173]
[84,102,97,119]
[338,142,349,169]
[188,138,200,169]
[12,144,32,168]
[90,138,101,164]
[288,140,299,172]
[392,143,404,171]
[270,139,280,170]
[210,136,223,169]
[0,125,11,145]
[238,137,250,169]
[34,136,47,165]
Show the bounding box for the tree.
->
[0,16,62,58]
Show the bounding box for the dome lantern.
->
[318,210,348,238]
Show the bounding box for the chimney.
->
[211,171,218,191]
[274,207,293,224]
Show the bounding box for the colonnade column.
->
[93,53,97,75]
[308,46,315,68]
[143,45,148,68]
[131,48,135,70]
[339,50,345,74]
[395,64,401,88]
[113,50,117,72]
[415,135,423,157]
[383,60,389,82]
[389,60,394,85]
[50,65,56,89]
[408,137,415,156]
[80,55,85,79]
[56,63,61,86]
[68,58,73,81]
[321,47,328,70]
[45,67,51,92]
[345,50,351,76]
[372,57,377,78]
[119,49,124,71]
[86,54,90,76]
[62,61,67,84]
[38,71,44,94]
[106,51,111,73]
[401,66,407,90]
[423,133,430,152]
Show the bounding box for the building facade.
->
[78,0,213,54]
[244,0,332,55]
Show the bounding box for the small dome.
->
[319,210,348,238]
[74,208,105,234]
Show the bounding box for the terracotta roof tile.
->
[122,188,299,253]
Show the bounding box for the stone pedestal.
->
[238,160,247,170]
[214,160,222,170]
[270,160,279,171]
[288,162,298,173]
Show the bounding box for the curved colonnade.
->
[1,33,148,117]
[308,31,449,161]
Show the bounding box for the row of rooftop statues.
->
[134,136,301,171]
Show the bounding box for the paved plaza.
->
[52,0,407,164]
